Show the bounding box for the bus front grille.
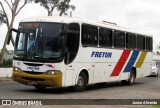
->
[22,77,45,81]
[23,71,44,75]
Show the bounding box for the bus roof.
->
[21,16,152,37]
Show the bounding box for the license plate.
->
[27,82,37,85]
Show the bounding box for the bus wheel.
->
[71,72,87,92]
[121,69,135,85]
[34,85,46,90]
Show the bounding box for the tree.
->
[0,11,7,25]
[34,0,75,16]
[57,0,75,16]
[0,0,32,64]
[156,43,160,54]
[34,0,59,16]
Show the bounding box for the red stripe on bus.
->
[110,50,131,77]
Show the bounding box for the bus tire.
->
[71,72,87,92]
[121,69,136,85]
[34,85,46,90]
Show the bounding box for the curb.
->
[0,77,13,82]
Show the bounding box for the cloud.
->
[71,0,160,51]
[0,0,160,51]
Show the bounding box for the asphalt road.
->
[0,63,160,108]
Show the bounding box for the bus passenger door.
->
[63,23,80,86]
[64,64,75,86]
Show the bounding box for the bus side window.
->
[126,33,136,49]
[114,30,125,49]
[82,24,98,46]
[137,35,145,50]
[99,28,112,47]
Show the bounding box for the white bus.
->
[9,17,153,91]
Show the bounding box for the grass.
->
[153,105,160,108]
[0,59,13,68]
[0,66,12,68]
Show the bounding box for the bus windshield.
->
[14,22,64,62]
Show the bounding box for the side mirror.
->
[7,31,12,45]
[7,28,19,45]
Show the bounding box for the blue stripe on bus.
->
[123,50,140,72]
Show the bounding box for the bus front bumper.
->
[12,71,62,87]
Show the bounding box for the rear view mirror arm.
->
[7,28,19,45]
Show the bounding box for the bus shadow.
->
[16,81,144,94]
[16,86,73,94]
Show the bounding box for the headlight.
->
[13,67,21,72]
[45,70,61,75]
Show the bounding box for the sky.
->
[0,0,160,51]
